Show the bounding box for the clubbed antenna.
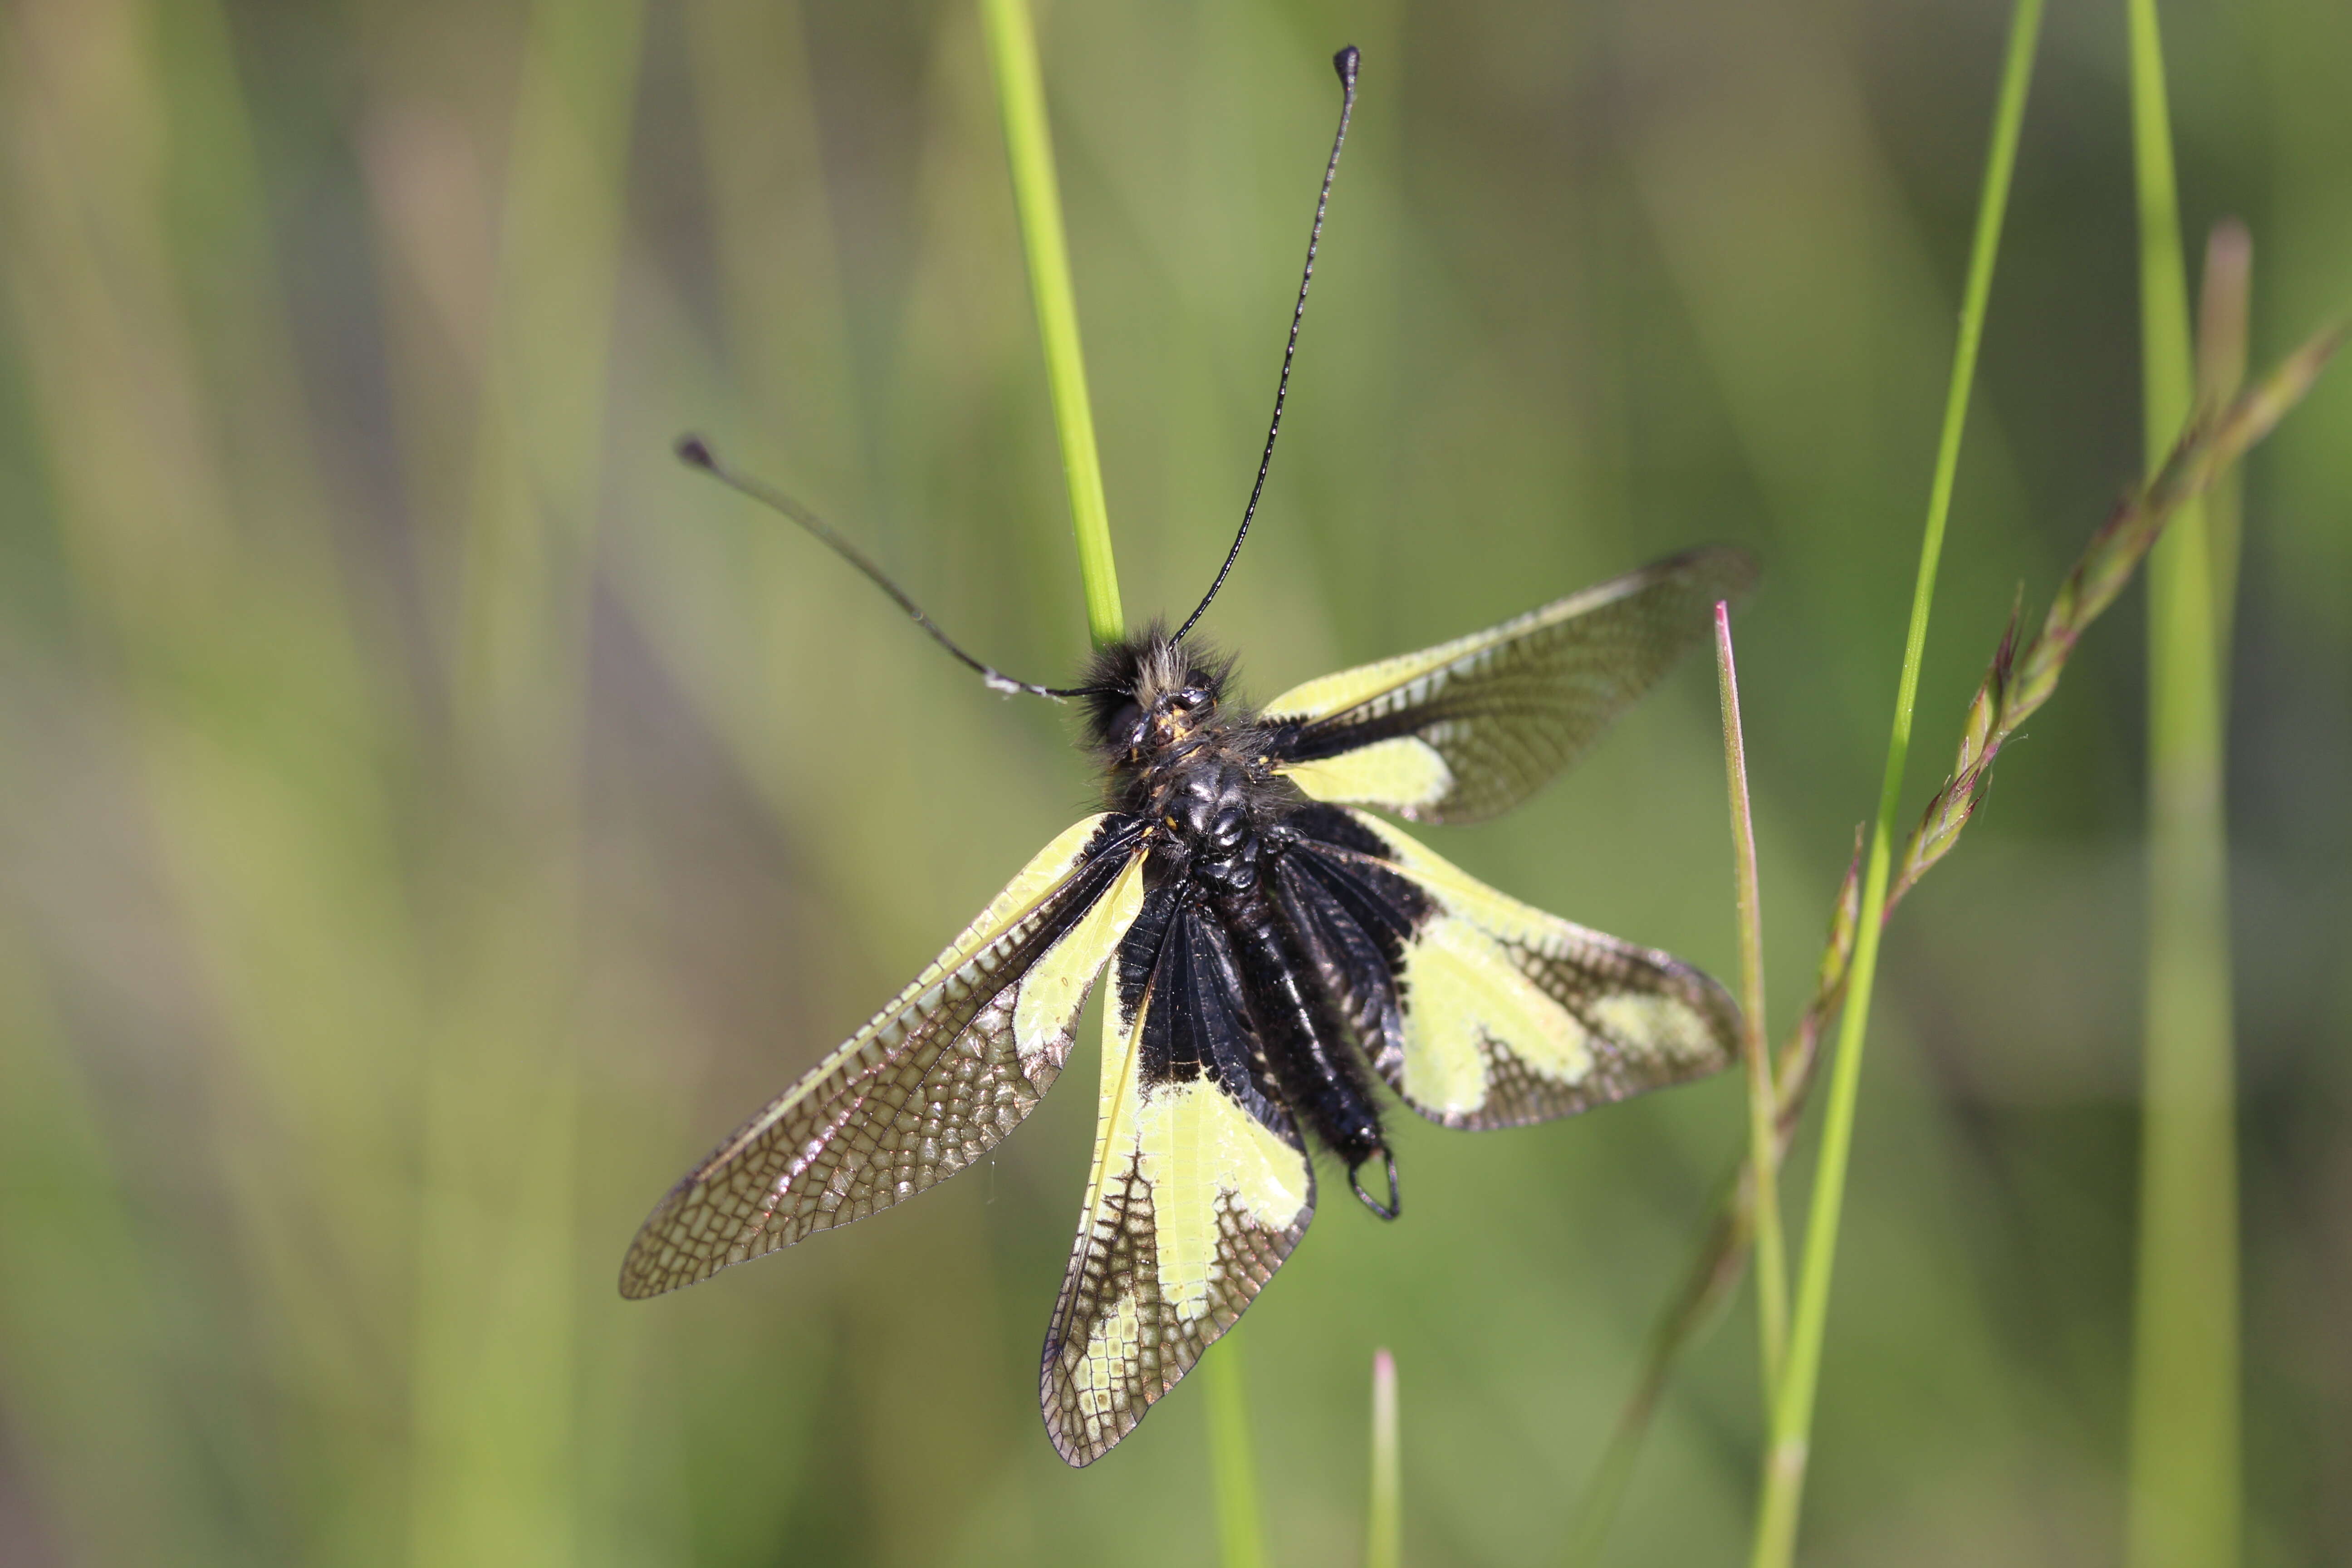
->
[675,436,1088,698]
[1172,44,1362,645]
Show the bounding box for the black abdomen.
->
[1120,728,1403,1217]
[1218,882,1389,1180]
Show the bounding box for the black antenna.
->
[675,436,1088,698]
[1172,44,1360,645]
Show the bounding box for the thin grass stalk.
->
[1368,1349,1401,1568]
[2197,223,2252,667]
[1205,1338,1270,1568]
[2125,4,2244,1562]
[1748,4,2043,1560]
[978,0,1124,645]
[1716,603,1785,1400]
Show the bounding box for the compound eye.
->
[1173,686,1210,712]
[1102,700,1143,746]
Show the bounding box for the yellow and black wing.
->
[1040,895,1315,1465]
[1285,807,1738,1129]
[619,814,1148,1299]
[1262,545,1755,823]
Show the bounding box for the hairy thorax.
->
[1083,632,1298,899]
[1137,730,1269,894]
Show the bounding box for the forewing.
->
[1040,902,1314,1466]
[619,815,1147,1299]
[1291,807,1738,1129]
[1263,545,1756,823]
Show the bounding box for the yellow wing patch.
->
[1340,811,1738,1129]
[1133,1082,1313,1321]
[1041,971,1313,1465]
[1014,853,1144,1078]
[1398,916,1593,1116]
[1584,990,1721,1063]
[1279,734,1454,811]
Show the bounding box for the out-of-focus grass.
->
[2124,5,2240,1565]
[402,0,646,1564]
[1205,1335,1269,1568]
[1,2,2349,1566]
[0,934,209,1568]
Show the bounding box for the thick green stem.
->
[1748,1,2042,1562]
[978,0,1125,646]
[2125,5,2242,1565]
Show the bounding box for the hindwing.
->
[619,815,1147,1299]
[1262,546,1755,823]
[1040,893,1314,1465]
[1289,806,1738,1129]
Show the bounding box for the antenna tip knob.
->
[1333,44,1359,86]
[675,434,717,470]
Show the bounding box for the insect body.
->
[622,45,1754,1467]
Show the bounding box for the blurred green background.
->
[2,0,2347,1563]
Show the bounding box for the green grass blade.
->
[2125,4,2243,1565]
[979,0,1124,646]
[1749,1,2043,1562]
[1716,602,1786,1402]
[1368,1348,1401,1568]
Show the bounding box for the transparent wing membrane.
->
[619,816,1146,1299]
[1265,546,1757,823]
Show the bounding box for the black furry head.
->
[1080,624,1235,756]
